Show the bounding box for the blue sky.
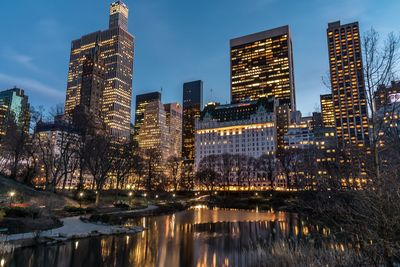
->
[1,0,399,120]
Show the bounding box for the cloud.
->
[0,48,49,75]
[0,73,64,99]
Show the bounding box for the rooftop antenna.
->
[210,88,213,101]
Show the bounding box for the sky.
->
[1,0,400,120]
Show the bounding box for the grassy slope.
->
[0,176,77,209]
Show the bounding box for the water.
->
[1,206,318,267]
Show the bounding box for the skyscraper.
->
[230,26,296,110]
[327,21,369,147]
[137,99,169,154]
[134,92,162,137]
[182,81,203,163]
[164,103,183,158]
[320,94,335,128]
[79,47,105,119]
[0,87,30,135]
[65,1,134,139]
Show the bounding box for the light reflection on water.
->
[2,206,323,267]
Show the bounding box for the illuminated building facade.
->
[195,98,277,168]
[134,92,161,137]
[182,81,203,163]
[276,103,291,151]
[79,46,105,120]
[137,99,169,154]
[230,26,295,110]
[284,123,314,150]
[137,99,183,182]
[0,87,30,135]
[164,103,183,157]
[65,1,134,139]
[34,116,81,188]
[327,21,369,147]
[320,94,335,128]
[374,81,400,111]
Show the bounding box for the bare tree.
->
[167,155,182,192]
[196,155,220,196]
[112,139,140,200]
[218,154,235,192]
[35,121,78,192]
[142,148,162,192]
[1,112,30,180]
[362,29,399,181]
[257,154,276,190]
[84,134,115,206]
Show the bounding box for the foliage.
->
[3,207,39,219]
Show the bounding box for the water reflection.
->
[3,207,320,267]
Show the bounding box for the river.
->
[1,206,320,267]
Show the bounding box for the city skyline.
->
[1,0,400,120]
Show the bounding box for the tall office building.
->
[0,87,30,135]
[164,103,183,158]
[182,81,203,162]
[65,1,134,139]
[320,94,335,128]
[327,21,369,147]
[79,46,105,119]
[134,92,162,137]
[137,100,169,154]
[230,26,296,110]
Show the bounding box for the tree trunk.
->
[95,190,101,206]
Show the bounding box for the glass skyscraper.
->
[134,92,162,137]
[0,87,30,135]
[182,80,203,162]
[65,1,134,139]
[230,26,296,110]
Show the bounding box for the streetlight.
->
[143,193,148,206]
[9,191,15,207]
[128,192,133,207]
[79,192,84,208]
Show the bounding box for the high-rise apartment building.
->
[65,1,134,139]
[320,94,335,128]
[230,26,296,110]
[164,103,183,158]
[182,81,203,162]
[0,87,30,135]
[327,21,369,147]
[134,92,162,137]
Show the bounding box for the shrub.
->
[0,209,5,221]
[113,202,130,209]
[63,206,94,213]
[3,207,39,218]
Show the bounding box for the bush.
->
[3,207,39,219]
[63,206,94,213]
[113,202,130,209]
[0,209,5,221]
